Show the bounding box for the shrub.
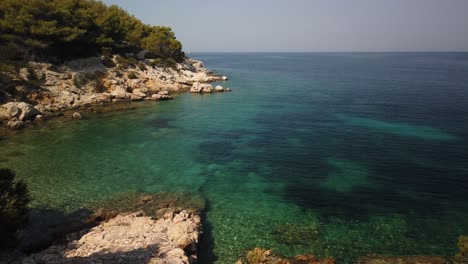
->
[127,71,138,79]
[73,71,107,90]
[115,56,136,69]
[0,168,30,248]
[72,73,88,88]
[148,58,177,69]
[137,62,147,71]
[101,47,113,58]
[101,56,116,68]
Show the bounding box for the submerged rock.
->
[237,248,335,264]
[7,118,24,130]
[72,112,82,120]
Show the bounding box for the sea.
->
[2,52,468,263]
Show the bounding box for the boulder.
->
[190,82,214,93]
[132,89,147,98]
[215,85,224,92]
[222,76,228,81]
[158,90,169,96]
[202,85,214,93]
[34,115,44,122]
[224,88,232,92]
[56,91,79,106]
[190,83,203,93]
[18,103,34,116]
[150,94,172,101]
[130,94,143,101]
[19,68,33,80]
[0,102,41,121]
[72,112,82,120]
[111,87,131,99]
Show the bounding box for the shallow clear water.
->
[2,53,468,263]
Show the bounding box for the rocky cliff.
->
[0,55,230,130]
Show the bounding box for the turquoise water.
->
[2,53,468,263]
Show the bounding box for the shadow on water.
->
[197,140,235,164]
[146,116,175,129]
[197,199,218,264]
[5,207,96,262]
[17,245,163,264]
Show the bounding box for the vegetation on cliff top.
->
[0,0,184,64]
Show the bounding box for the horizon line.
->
[187,50,468,53]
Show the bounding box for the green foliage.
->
[101,56,116,68]
[115,55,136,68]
[127,71,137,79]
[0,168,30,248]
[72,71,107,91]
[137,62,147,71]
[148,58,177,69]
[72,73,88,88]
[0,72,16,103]
[0,0,184,62]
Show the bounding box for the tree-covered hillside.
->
[0,0,184,64]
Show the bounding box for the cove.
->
[2,53,468,263]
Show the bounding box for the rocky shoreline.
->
[4,193,206,264]
[0,55,230,131]
[21,210,201,264]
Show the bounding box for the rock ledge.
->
[22,210,201,264]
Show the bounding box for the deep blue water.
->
[2,53,468,263]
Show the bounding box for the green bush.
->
[72,73,88,88]
[73,71,107,90]
[148,58,177,69]
[115,56,136,68]
[0,0,184,61]
[137,62,147,71]
[0,168,30,248]
[101,56,116,68]
[127,71,138,79]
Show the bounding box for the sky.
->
[102,0,468,52]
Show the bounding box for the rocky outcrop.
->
[1,56,231,130]
[6,118,24,130]
[22,210,202,264]
[0,102,41,121]
[190,82,231,94]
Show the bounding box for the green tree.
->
[0,0,184,62]
[141,26,183,60]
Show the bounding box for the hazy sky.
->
[102,0,468,52]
